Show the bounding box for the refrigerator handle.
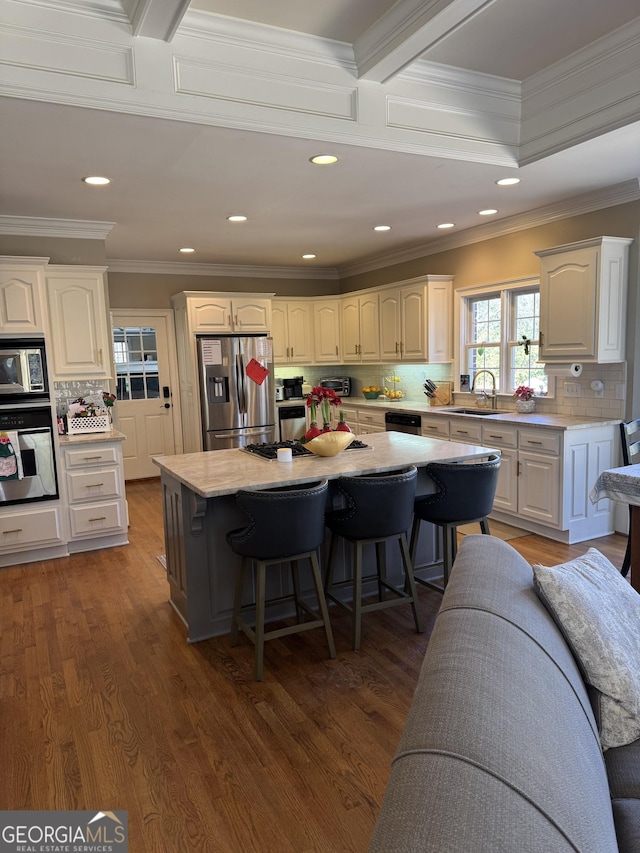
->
[235,353,247,417]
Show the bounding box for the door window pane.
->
[112,326,160,400]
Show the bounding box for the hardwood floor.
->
[0,480,627,852]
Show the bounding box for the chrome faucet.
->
[470,369,497,408]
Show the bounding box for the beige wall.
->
[0,236,107,265]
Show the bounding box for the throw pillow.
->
[532,548,640,750]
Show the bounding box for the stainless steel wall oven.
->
[0,406,59,506]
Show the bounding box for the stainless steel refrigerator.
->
[197,335,276,450]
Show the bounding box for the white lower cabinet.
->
[0,505,66,566]
[61,437,129,552]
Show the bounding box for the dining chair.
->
[619,419,640,577]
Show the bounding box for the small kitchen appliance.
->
[319,377,351,397]
[282,377,304,400]
[0,337,49,402]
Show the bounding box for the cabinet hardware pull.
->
[395,342,398,353]
[86,483,104,488]
[457,430,469,434]
[488,434,502,439]
[425,425,437,430]
[517,461,522,476]
[2,528,23,534]
[89,516,107,522]
[335,345,338,356]
[526,440,543,445]
[234,314,239,326]
[83,455,102,461]
[291,347,294,357]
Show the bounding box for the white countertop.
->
[58,429,126,445]
[153,431,498,498]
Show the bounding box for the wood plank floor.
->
[0,479,627,852]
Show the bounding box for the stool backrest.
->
[330,466,418,539]
[232,480,328,559]
[620,419,640,466]
[419,455,501,523]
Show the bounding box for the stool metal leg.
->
[353,541,364,651]
[230,556,246,646]
[375,541,386,601]
[254,560,267,681]
[324,532,338,593]
[291,559,303,623]
[442,524,455,588]
[480,518,491,535]
[399,532,424,634]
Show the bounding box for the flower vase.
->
[516,398,535,414]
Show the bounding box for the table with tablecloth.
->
[590,463,640,593]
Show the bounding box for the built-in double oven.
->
[0,338,59,507]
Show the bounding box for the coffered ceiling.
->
[0,0,639,277]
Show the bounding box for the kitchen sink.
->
[447,408,501,416]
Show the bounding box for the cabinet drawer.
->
[482,424,518,448]
[449,419,482,443]
[421,417,450,439]
[519,429,560,456]
[358,408,386,427]
[66,468,121,503]
[0,506,63,551]
[64,446,119,468]
[69,501,125,537]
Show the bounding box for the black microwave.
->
[0,338,49,401]
[319,377,351,397]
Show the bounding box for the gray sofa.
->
[370,535,640,853]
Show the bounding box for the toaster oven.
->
[319,377,351,397]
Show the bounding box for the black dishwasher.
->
[385,412,421,435]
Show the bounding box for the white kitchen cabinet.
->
[45,265,112,380]
[341,293,380,362]
[0,257,48,334]
[0,505,66,567]
[536,236,632,362]
[313,299,342,363]
[480,423,518,514]
[378,276,453,363]
[421,414,450,440]
[61,436,128,552]
[271,298,313,364]
[183,292,271,333]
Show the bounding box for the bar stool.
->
[410,454,501,592]
[226,480,336,681]
[324,466,423,650]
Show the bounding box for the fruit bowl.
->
[386,390,405,401]
[304,431,355,457]
[363,390,380,400]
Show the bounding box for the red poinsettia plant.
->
[513,385,535,401]
[305,386,342,438]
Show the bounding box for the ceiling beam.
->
[354,0,498,83]
[124,0,191,42]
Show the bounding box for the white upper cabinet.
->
[341,292,380,362]
[271,298,313,363]
[45,266,112,380]
[379,277,452,362]
[536,237,632,362]
[186,293,271,333]
[312,299,341,363]
[0,257,48,334]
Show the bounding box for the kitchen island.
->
[154,431,498,642]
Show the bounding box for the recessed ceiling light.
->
[309,155,338,165]
[373,225,391,231]
[227,215,247,222]
[302,254,317,259]
[82,176,110,186]
[496,177,520,186]
[478,208,498,216]
[179,247,195,253]
[437,222,455,229]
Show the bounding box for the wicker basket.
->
[67,415,112,435]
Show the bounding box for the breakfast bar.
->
[154,431,499,642]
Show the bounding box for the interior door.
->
[110,310,181,480]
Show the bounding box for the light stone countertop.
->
[340,398,620,430]
[153,431,498,498]
[58,429,126,446]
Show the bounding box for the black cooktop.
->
[242,438,369,461]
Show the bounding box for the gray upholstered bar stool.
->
[410,454,501,592]
[324,466,423,650]
[226,479,336,681]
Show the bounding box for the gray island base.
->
[153,431,499,643]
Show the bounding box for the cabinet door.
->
[232,298,271,332]
[518,451,560,526]
[539,248,597,360]
[46,267,111,379]
[359,294,380,361]
[0,262,46,333]
[287,302,313,362]
[271,302,288,363]
[379,290,401,360]
[400,285,427,360]
[427,278,453,362]
[313,300,341,363]
[190,298,232,332]
[341,296,361,362]
[492,447,518,513]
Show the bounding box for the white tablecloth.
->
[590,463,640,506]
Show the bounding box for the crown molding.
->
[0,216,116,240]
[400,59,521,100]
[105,259,340,280]
[10,0,128,24]
[337,179,640,278]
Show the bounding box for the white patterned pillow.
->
[532,548,640,750]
